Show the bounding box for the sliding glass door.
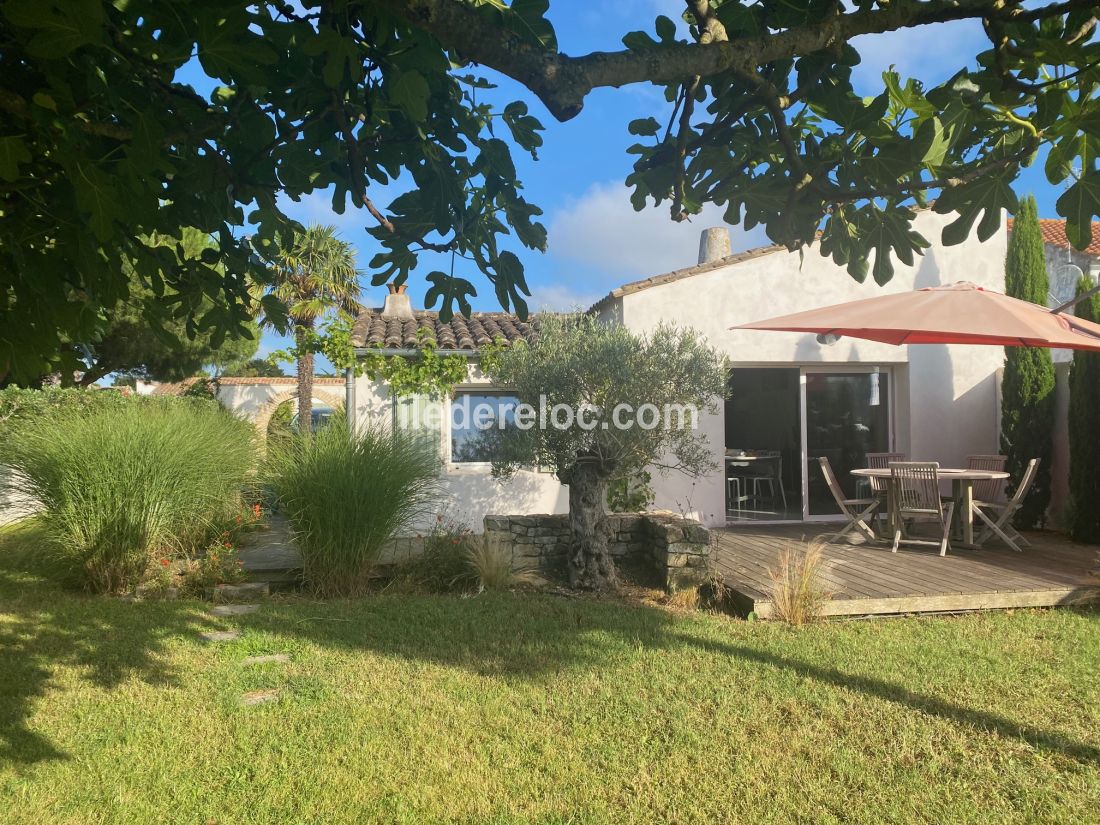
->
[726,366,893,522]
[804,370,892,517]
[726,368,803,521]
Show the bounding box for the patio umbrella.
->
[732,281,1100,351]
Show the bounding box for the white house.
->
[593,209,1007,527]
[346,287,569,530]
[340,209,1014,530]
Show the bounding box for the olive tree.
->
[483,315,727,590]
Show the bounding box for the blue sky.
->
[188,3,1068,370]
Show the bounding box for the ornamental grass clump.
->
[266,423,442,597]
[0,399,256,593]
[767,541,831,626]
[464,539,537,591]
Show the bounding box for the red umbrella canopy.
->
[733,282,1100,351]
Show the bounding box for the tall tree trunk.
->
[567,457,617,590]
[296,327,314,439]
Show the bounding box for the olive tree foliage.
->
[483,315,728,590]
[2,1,1098,382]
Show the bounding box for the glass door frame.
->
[797,365,896,522]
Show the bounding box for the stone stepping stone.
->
[240,689,281,707]
[240,654,289,666]
[209,603,259,617]
[211,582,270,603]
[200,630,241,642]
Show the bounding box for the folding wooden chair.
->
[861,451,907,499]
[817,456,879,543]
[973,458,1040,552]
[890,462,955,556]
[967,454,1008,504]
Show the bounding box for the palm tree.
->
[263,225,360,436]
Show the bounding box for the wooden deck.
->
[714,524,1100,619]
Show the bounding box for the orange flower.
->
[159,558,170,568]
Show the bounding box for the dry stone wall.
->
[483,512,710,592]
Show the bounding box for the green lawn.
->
[2,522,1099,824]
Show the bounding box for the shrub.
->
[178,545,247,597]
[265,423,441,597]
[607,469,654,512]
[0,387,131,438]
[1068,277,1100,543]
[0,399,256,593]
[767,542,830,625]
[396,514,480,593]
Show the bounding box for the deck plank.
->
[714,524,1099,618]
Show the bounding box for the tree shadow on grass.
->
[0,523,222,766]
[235,593,1100,767]
[673,629,1100,767]
[244,590,678,681]
[4,516,1099,772]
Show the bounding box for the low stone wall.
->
[484,512,710,592]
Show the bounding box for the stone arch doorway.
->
[251,388,345,439]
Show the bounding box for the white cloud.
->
[546,180,767,282]
[525,283,602,312]
[276,188,387,236]
[849,20,986,93]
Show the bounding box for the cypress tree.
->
[1000,195,1055,528]
[1068,277,1100,542]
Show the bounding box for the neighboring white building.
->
[151,375,348,433]
[339,211,1018,531]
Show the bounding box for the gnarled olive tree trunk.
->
[565,456,617,590]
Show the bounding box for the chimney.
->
[698,227,731,265]
[381,282,415,321]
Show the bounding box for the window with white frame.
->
[450,391,520,463]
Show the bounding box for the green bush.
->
[607,469,654,512]
[0,387,132,438]
[395,514,480,593]
[0,399,256,592]
[1068,277,1100,543]
[265,423,441,597]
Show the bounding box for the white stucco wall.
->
[351,366,568,534]
[614,210,1009,526]
[216,383,286,418]
[213,380,349,431]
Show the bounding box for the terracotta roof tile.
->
[1008,217,1100,257]
[216,376,344,385]
[349,309,536,351]
[150,378,197,396]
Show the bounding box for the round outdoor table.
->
[850,467,1009,547]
